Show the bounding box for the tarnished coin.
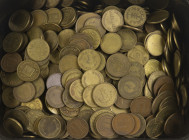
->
[30,0,46,10]
[78,109,94,123]
[1,53,22,73]
[13,82,35,103]
[129,62,145,80]
[144,59,162,77]
[117,29,137,52]
[67,118,89,139]
[172,13,181,33]
[93,83,118,108]
[144,84,153,99]
[128,0,145,5]
[78,49,101,71]
[32,77,45,98]
[110,106,128,114]
[46,0,60,8]
[46,86,64,108]
[124,5,146,27]
[27,39,50,62]
[100,33,122,54]
[106,53,130,78]
[59,54,79,73]
[69,79,84,102]
[59,45,80,58]
[173,50,181,77]
[45,99,60,115]
[179,85,188,108]
[148,0,169,10]
[46,73,62,89]
[130,97,152,117]
[46,8,62,24]
[31,10,48,27]
[112,113,135,135]
[44,30,58,52]
[97,52,106,71]
[102,9,124,32]
[17,60,40,82]
[2,88,20,108]
[145,23,160,33]
[115,95,132,109]
[59,106,79,118]
[21,98,43,110]
[40,23,62,32]
[81,70,104,88]
[118,75,142,100]
[49,64,61,75]
[27,27,44,41]
[147,10,169,24]
[61,0,74,7]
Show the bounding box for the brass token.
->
[110,105,128,114]
[173,50,181,77]
[130,97,152,117]
[67,117,89,139]
[179,85,188,108]
[40,23,62,32]
[78,49,101,71]
[83,85,98,108]
[128,0,145,5]
[61,0,74,7]
[27,27,44,41]
[46,86,64,108]
[78,109,94,122]
[115,95,132,109]
[3,32,24,53]
[27,39,50,62]
[59,54,79,73]
[46,73,62,89]
[157,81,175,95]
[45,99,60,115]
[93,83,117,108]
[159,96,177,110]
[100,33,122,54]
[147,10,169,24]
[118,75,142,100]
[146,118,163,138]
[3,118,24,137]
[145,23,160,33]
[117,29,137,52]
[26,109,45,132]
[33,77,45,98]
[145,32,165,56]
[46,0,60,8]
[49,50,60,64]
[46,8,62,24]
[128,45,149,65]
[21,98,43,110]
[30,0,46,10]
[105,68,121,81]
[82,70,104,88]
[58,29,75,49]
[60,7,77,28]
[129,62,145,81]
[112,113,135,135]
[1,53,22,73]
[59,106,79,117]
[69,79,84,102]
[146,115,154,124]
[102,9,123,32]
[17,60,40,82]
[15,106,31,113]
[44,30,58,52]
[173,30,181,50]
[49,64,60,75]
[144,84,153,99]
[59,45,80,58]
[144,59,162,77]
[124,5,146,27]
[2,87,20,108]
[13,82,35,103]
[31,10,48,27]
[106,53,130,78]
[97,52,106,71]
[40,67,50,79]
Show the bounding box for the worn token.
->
[59,106,79,118]
[128,45,149,65]
[144,84,153,99]
[1,53,22,73]
[2,88,20,108]
[78,109,94,123]
[44,30,58,52]
[115,95,132,109]
[81,70,104,88]
[173,50,181,77]
[118,75,142,100]
[157,82,175,95]
[59,45,80,58]
[46,73,62,89]
[30,0,46,9]
[117,29,137,52]
[60,7,77,28]
[40,67,50,79]
[145,23,160,33]
[106,53,130,78]
[69,79,84,102]
[61,0,74,7]
[110,106,128,114]
[49,64,60,75]
[102,9,124,32]
[3,118,24,137]
[59,54,79,73]
[13,82,35,103]
[46,0,60,8]
[93,83,117,108]
[31,10,48,27]
[32,77,45,98]
[124,5,146,27]
[147,10,169,24]
[27,27,44,41]
[45,100,60,115]
[78,49,101,71]
[100,33,122,54]
[112,113,135,135]
[21,98,43,110]
[40,23,62,32]
[46,8,62,24]
[17,60,40,82]
[67,118,89,139]
[129,62,145,80]
[144,59,162,77]
[130,97,152,117]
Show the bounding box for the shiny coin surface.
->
[21,98,43,110]
[144,59,162,77]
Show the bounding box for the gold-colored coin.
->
[40,23,62,32]
[13,82,35,103]
[78,109,94,123]
[161,59,172,76]
[59,44,80,58]
[172,13,181,33]
[27,27,44,41]
[173,30,181,50]
[124,5,146,27]
[93,83,118,107]
[173,50,181,77]
[59,106,79,118]
[32,77,45,98]
[122,25,143,33]
[147,10,169,24]
[110,105,128,114]
[78,49,101,71]
[69,79,84,102]
[83,85,98,108]
[65,71,82,85]
[44,30,58,52]
[2,87,20,108]
[179,84,188,108]
[81,70,104,88]
[49,64,61,75]
[46,8,62,24]
[128,44,149,65]
[45,99,60,115]
[27,39,50,62]
[21,98,43,110]
[97,52,106,71]
[105,68,120,81]
[17,60,40,81]
[46,0,60,8]
[31,10,48,27]
[100,33,122,54]
[59,54,79,73]
[40,66,50,79]
[49,49,60,64]
[144,59,162,77]
[129,62,145,81]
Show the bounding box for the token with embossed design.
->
[21,98,43,110]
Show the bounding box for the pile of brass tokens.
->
[0,0,188,139]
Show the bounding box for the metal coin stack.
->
[1,0,187,139]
